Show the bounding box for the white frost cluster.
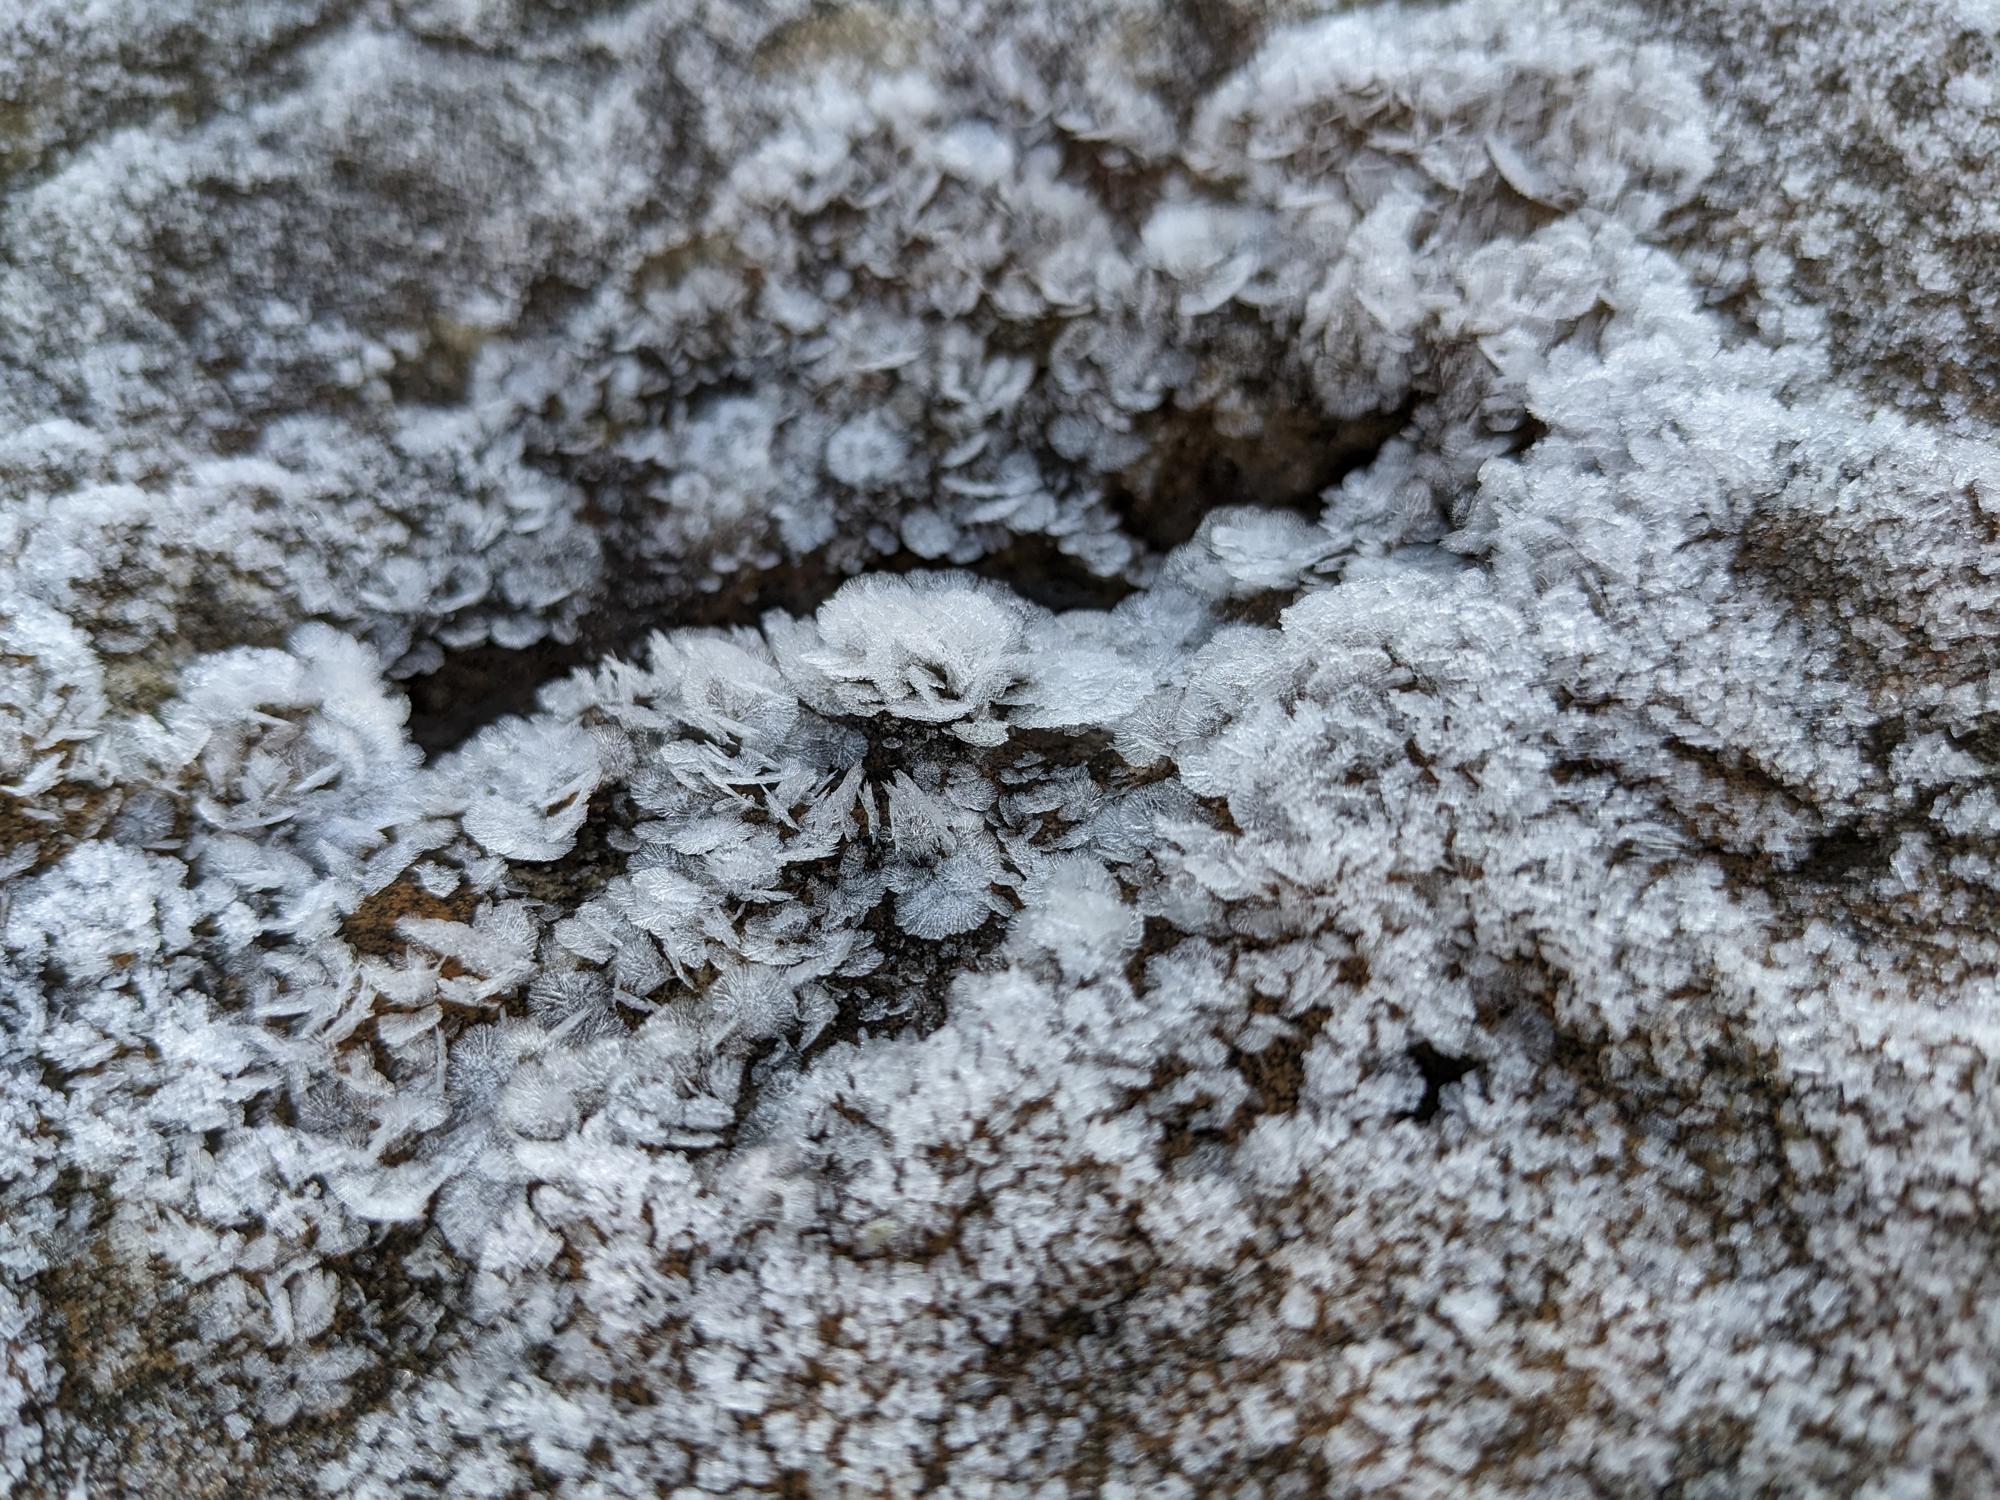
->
[5,0,2000,1496]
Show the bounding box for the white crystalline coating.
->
[1005,642,1151,729]
[1011,855,1143,978]
[3,0,2000,1496]
[796,572,1026,727]
[1196,508,1342,597]
[454,719,604,863]
[0,601,106,785]
[824,413,912,489]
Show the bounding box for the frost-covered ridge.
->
[5,0,2000,1494]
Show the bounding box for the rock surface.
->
[5,1,2000,1494]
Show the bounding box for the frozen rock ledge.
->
[5,0,2000,1494]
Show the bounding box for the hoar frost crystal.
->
[4,0,2000,1494]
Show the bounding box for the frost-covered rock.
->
[5,0,2000,1495]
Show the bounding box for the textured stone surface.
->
[4,1,2000,1494]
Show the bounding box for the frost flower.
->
[793,573,1026,742]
